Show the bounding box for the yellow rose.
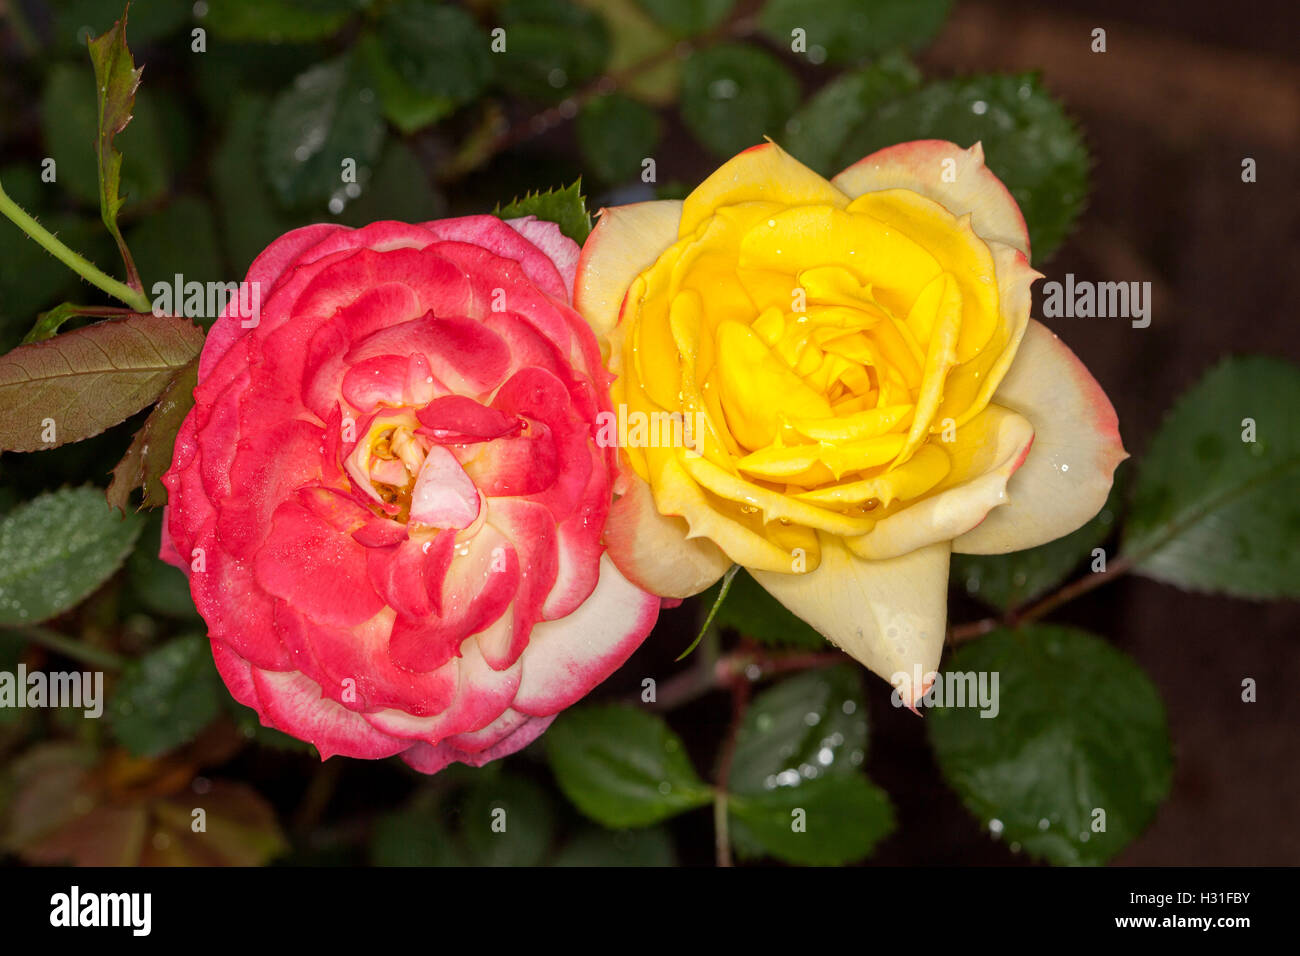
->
[577,141,1125,704]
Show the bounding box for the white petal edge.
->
[953,319,1127,554]
[513,553,661,715]
[833,140,1031,258]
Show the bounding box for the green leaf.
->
[552,824,676,866]
[377,0,493,103]
[212,94,300,274]
[781,52,921,176]
[496,0,610,101]
[577,94,662,183]
[951,466,1125,611]
[577,0,679,105]
[371,806,466,866]
[547,704,712,827]
[712,568,826,650]
[263,52,387,208]
[0,313,205,452]
[21,304,94,345]
[42,63,169,212]
[729,773,895,865]
[125,198,225,304]
[202,0,359,42]
[109,635,223,757]
[1123,356,1300,598]
[729,666,868,794]
[838,74,1088,261]
[460,774,556,867]
[107,358,198,512]
[633,0,734,36]
[356,32,454,135]
[928,625,1172,866]
[494,180,591,245]
[759,0,952,65]
[87,11,146,291]
[680,43,801,158]
[338,140,444,227]
[0,487,143,625]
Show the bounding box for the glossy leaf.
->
[0,487,143,626]
[577,93,661,183]
[1123,356,1300,598]
[729,774,895,865]
[107,358,198,512]
[109,635,224,757]
[928,625,1173,866]
[839,73,1089,260]
[547,705,712,827]
[681,43,801,158]
[760,0,952,65]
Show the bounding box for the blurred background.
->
[0,0,1296,866]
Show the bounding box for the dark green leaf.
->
[760,0,951,65]
[0,313,205,452]
[552,825,676,866]
[494,180,591,245]
[212,94,299,274]
[356,32,454,135]
[781,52,921,176]
[109,635,223,756]
[371,806,466,866]
[87,11,146,290]
[202,0,359,42]
[838,74,1088,261]
[337,140,444,227]
[951,466,1124,611]
[1123,356,1300,598]
[460,774,556,867]
[54,0,190,52]
[0,487,143,625]
[712,568,826,650]
[496,0,609,101]
[547,704,712,827]
[126,515,198,620]
[263,53,387,208]
[928,625,1172,866]
[729,773,895,865]
[634,0,734,36]
[378,0,493,103]
[730,666,868,794]
[577,93,662,183]
[107,358,198,512]
[681,43,800,158]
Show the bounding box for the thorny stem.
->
[0,178,152,313]
[946,554,1138,645]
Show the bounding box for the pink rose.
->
[161,216,660,773]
